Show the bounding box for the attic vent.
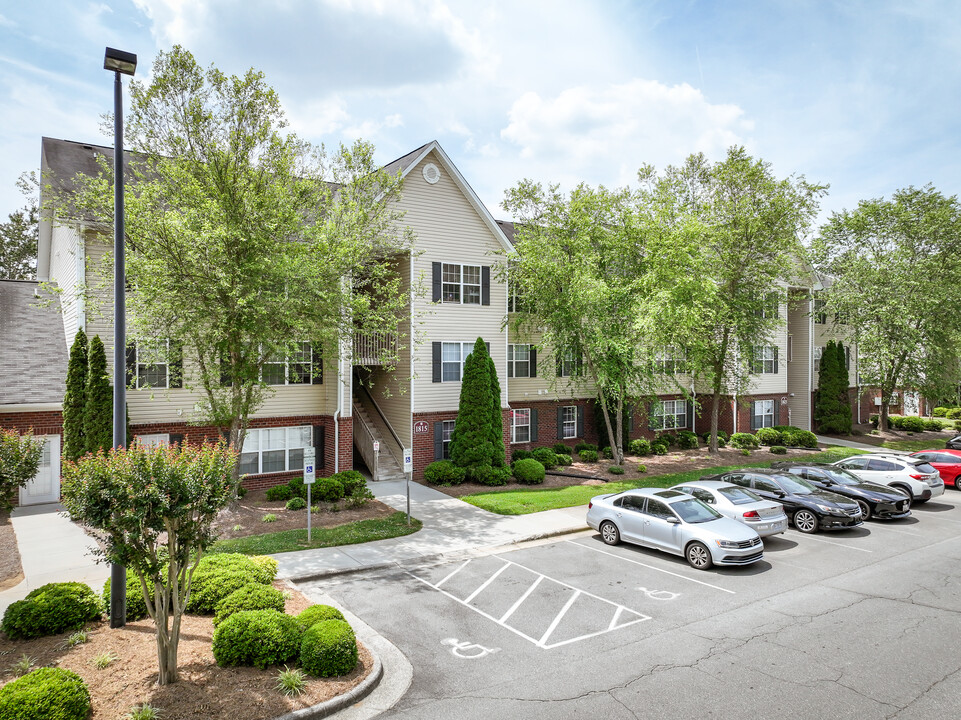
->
[82,145,93,150]
[422,162,441,185]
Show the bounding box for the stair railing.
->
[352,406,380,482]
[355,383,405,470]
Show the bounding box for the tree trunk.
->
[598,394,621,465]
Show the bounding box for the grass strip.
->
[209,512,422,555]
[461,446,867,515]
[880,439,944,452]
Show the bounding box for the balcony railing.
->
[353,333,397,366]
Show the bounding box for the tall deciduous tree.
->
[0,174,38,280]
[813,186,961,430]
[450,338,494,480]
[84,335,113,454]
[62,329,88,462]
[814,340,852,434]
[0,429,43,511]
[61,442,235,685]
[61,46,412,477]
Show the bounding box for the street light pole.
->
[104,46,137,630]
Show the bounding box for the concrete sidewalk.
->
[273,480,590,582]
[815,435,886,450]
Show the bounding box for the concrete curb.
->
[271,648,383,720]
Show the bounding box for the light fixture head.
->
[104,47,137,76]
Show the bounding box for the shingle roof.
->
[0,280,67,405]
[381,142,432,177]
[496,220,517,243]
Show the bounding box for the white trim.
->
[0,403,63,412]
[76,224,86,331]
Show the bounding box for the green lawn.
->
[209,512,422,555]
[461,446,867,515]
[880,439,945,452]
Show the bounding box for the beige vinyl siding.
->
[506,328,597,402]
[786,290,812,430]
[48,223,83,347]
[368,253,412,445]
[746,301,789,395]
[402,150,509,413]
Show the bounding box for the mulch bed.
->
[0,511,23,592]
[0,583,373,720]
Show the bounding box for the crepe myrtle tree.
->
[61,441,235,685]
[0,429,43,511]
[813,185,961,430]
[58,46,413,480]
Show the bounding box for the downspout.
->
[732,393,738,434]
[333,408,340,474]
[76,224,86,332]
[808,293,814,431]
[691,381,696,435]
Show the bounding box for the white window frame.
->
[754,346,776,374]
[511,409,531,444]
[655,346,686,374]
[262,342,313,386]
[813,296,827,324]
[442,263,482,305]
[814,346,823,372]
[441,341,475,382]
[651,400,686,430]
[558,347,579,377]
[442,419,456,458]
[239,425,313,476]
[508,344,531,378]
[754,399,775,428]
[134,339,170,389]
[561,406,577,439]
[135,433,169,448]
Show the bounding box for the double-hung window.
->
[132,340,169,389]
[560,406,577,439]
[558,347,580,377]
[511,409,531,444]
[442,263,482,304]
[441,342,472,381]
[655,346,685,374]
[813,296,827,324]
[262,342,314,385]
[508,344,531,378]
[239,426,312,476]
[441,420,456,458]
[752,346,777,374]
[650,400,686,430]
[752,399,775,429]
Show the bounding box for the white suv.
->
[833,454,944,503]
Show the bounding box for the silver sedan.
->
[670,480,788,537]
[586,488,764,570]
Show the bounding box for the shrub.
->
[481,467,512,486]
[932,406,949,417]
[265,484,293,502]
[900,416,925,433]
[947,408,961,420]
[286,496,307,511]
[676,431,699,450]
[637,464,647,473]
[345,487,375,509]
[511,449,534,463]
[532,447,559,469]
[263,513,277,523]
[556,453,573,466]
[573,442,597,454]
[236,485,247,499]
[769,445,788,455]
[423,460,466,485]
[923,418,946,431]
[331,470,367,498]
[212,610,302,669]
[608,465,625,475]
[552,444,572,454]
[187,554,273,615]
[700,430,728,444]
[578,449,598,462]
[313,477,345,502]
[0,667,91,720]
[300,619,358,677]
[103,574,149,622]
[213,583,286,627]
[286,476,307,499]
[869,413,879,428]
[741,449,751,456]
[250,555,279,583]
[275,666,307,697]
[755,427,782,446]
[513,458,546,484]
[2,582,102,640]
[729,433,759,449]
[297,604,345,629]
[629,438,651,456]
[650,441,668,455]
[794,430,818,448]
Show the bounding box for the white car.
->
[833,454,944,503]
[669,480,788,537]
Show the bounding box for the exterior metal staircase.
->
[352,391,405,482]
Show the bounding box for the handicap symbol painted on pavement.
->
[441,638,502,659]
[637,586,679,601]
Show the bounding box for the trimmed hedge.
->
[755,427,782,446]
[211,609,302,668]
[424,460,466,485]
[676,431,699,450]
[532,447,558,469]
[187,554,275,615]
[265,484,293,502]
[629,438,651,456]
[608,465,625,475]
[769,445,788,455]
[2,582,101,640]
[573,442,597,454]
[552,444,572,455]
[0,667,91,720]
[729,433,759,449]
[481,467,512,486]
[578,449,598,462]
[312,477,345,503]
[298,604,346,629]
[650,441,668,456]
[103,575,149,622]
[331,470,367,497]
[213,583,286,627]
[511,449,534,463]
[513,458,546,484]
[300,619,358,677]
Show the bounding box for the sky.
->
[1,0,959,229]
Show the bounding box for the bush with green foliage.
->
[628,438,651,456]
[556,453,573,466]
[213,583,286,627]
[331,470,367,497]
[0,667,91,720]
[794,430,818,448]
[932,406,950,417]
[2,582,102,640]
[650,441,668,455]
[532,447,558,469]
[899,415,925,433]
[450,338,495,480]
[769,445,787,455]
[608,465,625,475]
[676,431,699,450]
[62,329,88,463]
[814,340,852,434]
[187,554,274,614]
[923,418,946,431]
[84,335,113,455]
[487,355,507,469]
[287,476,307,499]
[212,609,302,668]
[701,430,728,446]
[313,477,345,502]
[0,429,43,512]
[423,460,466,485]
[729,433,759,449]
[297,604,345,629]
[947,408,961,420]
[578,449,598,462]
[552,444,572,454]
[755,427,782,446]
[102,575,149,622]
[265,484,293,502]
[741,449,751,456]
[299,619,358,677]
[573,442,597,454]
[286,496,307,510]
[637,464,647,473]
[511,449,534,462]
[601,446,613,459]
[513,458,546,484]
[481,467,512,486]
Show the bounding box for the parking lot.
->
[298,493,961,719]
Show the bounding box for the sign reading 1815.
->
[414,420,429,434]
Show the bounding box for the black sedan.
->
[947,435,961,451]
[700,468,862,534]
[772,462,912,521]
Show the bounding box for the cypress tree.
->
[815,340,853,434]
[449,338,494,480]
[62,329,88,461]
[487,355,506,468]
[84,335,114,454]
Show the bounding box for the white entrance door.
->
[20,435,61,505]
[904,391,920,417]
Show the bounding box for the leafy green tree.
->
[84,335,113,454]
[59,46,412,478]
[0,175,38,280]
[814,340,852,434]
[813,185,961,430]
[62,329,88,461]
[0,429,43,511]
[487,355,506,468]
[449,338,494,480]
[61,441,235,685]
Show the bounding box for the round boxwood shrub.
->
[313,477,345,502]
[676,431,699,450]
[511,449,534,463]
[2,582,102,640]
[0,667,91,720]
[265,484,293,502]
[480,466,512,486]
[298,604,346,629]
[556,453,573,466]
[212,609,302,668]
[300,619,358,677]
[755,427,782,446]
[198,553,277,584]
[423,460,466,485]
[923,418,945,431]
[187,554,273,615]
[578,449,598,462]
[792,430,818,448]
[650,441,668,456]
[552,444,572,455]
[769,445,788,455]
[729,432,760,449]
[608,465,625,475]
[629,438,651,456]
[103,574,149,622]
[513,458,546,484]
[332,470,367,497]
[573,442,597,454]
[286,496,307,511]
[900,415,925,433]
[214,583,286,627]
[249,555,279,584]
[531,447,558,469]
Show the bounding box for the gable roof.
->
[0,280,67,406]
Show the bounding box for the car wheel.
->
[600,521,620,546]
[686,542,713,570]
[793,509,819,534]
[892,484,914,501]
[856,500,872,521]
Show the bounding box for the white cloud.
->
[0,14,16,28]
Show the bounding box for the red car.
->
[911,449,961,489]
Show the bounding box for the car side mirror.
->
[666,516,680,524]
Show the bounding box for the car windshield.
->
[671,498,722,523]
[773,474,816,495]
[818,467,862,486]
[717,486,762,505]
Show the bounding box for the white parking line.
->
[800,535,874,552]
[500,576,543,623]
[567,540,736,594]
[867,525,922,537]
[464,562,510,603]
[435,560,471,588]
